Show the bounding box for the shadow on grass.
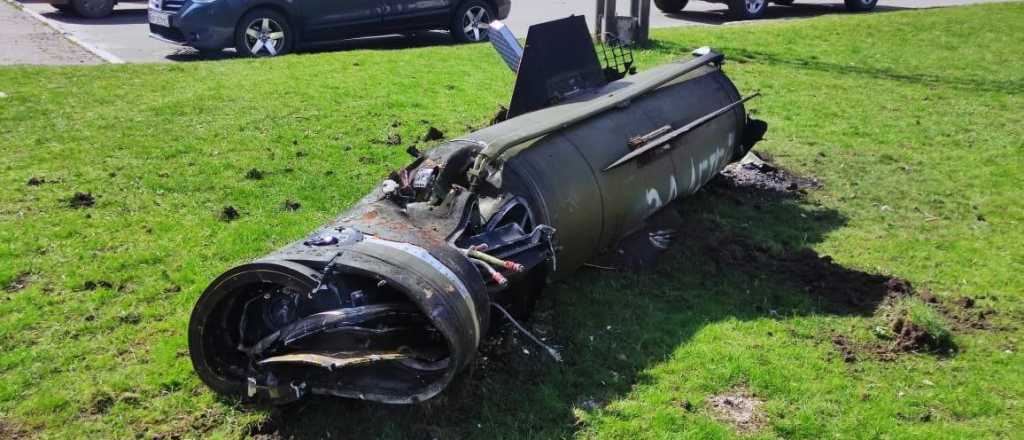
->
[649,40,1024,94]
[240,166,912,439]
[165,31,459,62]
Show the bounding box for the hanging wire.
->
[490,303,562,362]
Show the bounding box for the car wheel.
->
[844,0,877,12]
[70,0,113,19]
[774,0,794,5]
[235,9,293,57]
[653,0,688,13]
[451,0,495,43]
[728,0,767,20]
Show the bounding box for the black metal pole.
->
[639,0,651,45]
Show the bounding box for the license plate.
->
[148,9,170,27]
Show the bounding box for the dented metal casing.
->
[188,28,764,405]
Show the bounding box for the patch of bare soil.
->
[933,295,1000,332]
[0,418,32,439]
[707,386,767,434]
[66,192,95,208]
[718,152,821,195]
[4,272,31,292]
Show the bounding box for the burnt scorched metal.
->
[188,16,766,405]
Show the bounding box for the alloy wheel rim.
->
[462,6,490,41]
[745,0,764,13]
[245,18,285,56]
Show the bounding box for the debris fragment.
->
[220,206,240,222]
[26,177,46,186]
[282,199,301,211]
[67,192,95,208]
[491,105,509,124]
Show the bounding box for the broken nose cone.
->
[187,233,489,404]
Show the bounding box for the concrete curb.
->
[7,0,125,64]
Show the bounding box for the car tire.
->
[774,0,794,5]
[51,3,74,13]
[728,0,768,20]
[653,0,688,13]
[198,48,222,58]
[451,0,495,43]
[70,0,113,19]
[235,8,294,57]
[844,0,877,12]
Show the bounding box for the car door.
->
[301,0,385,41]
[381,0,452,31]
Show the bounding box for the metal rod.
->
[639,0,651,45]
[604,0,617,44]
[603,92,761,171]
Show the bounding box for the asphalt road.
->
[15,0,1010,63]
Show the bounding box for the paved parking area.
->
[0,0,99,64]
[12,0,1012,64]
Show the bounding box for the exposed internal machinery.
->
[188,16,766,404]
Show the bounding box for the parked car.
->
[147,0,511,57]
[49,0,143,19]
[653,0,877,20]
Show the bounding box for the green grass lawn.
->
[1,3,1023,438]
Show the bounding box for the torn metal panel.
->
[188,16,767,406]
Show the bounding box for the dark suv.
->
[148,0,511,57]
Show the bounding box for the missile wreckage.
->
[188,16,767,404]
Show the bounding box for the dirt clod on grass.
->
[0,419,32,439]
[719,152,821,194]
[245,168,264,180]
[26,176,45,186]
[82,280,113,290]
[67,192,95,208]
[918,289,938,303]
[4,272,31,292]
[386,133,402,145]
[890,316,948,352]
[831,334,859,362]
[282,199,301,211]
[954,296,975,309]
[707,386,766,434]
[422,126,445,141]
[220,206,240,222]
[491,105,509,124]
